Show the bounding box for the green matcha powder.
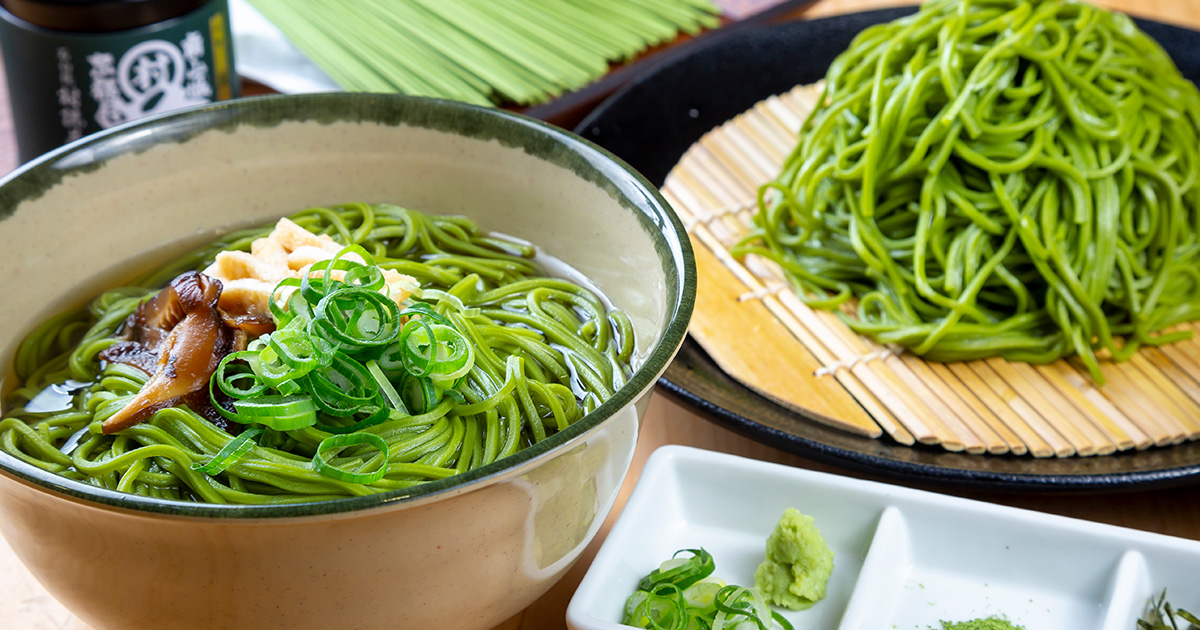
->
[939,616,1024,630]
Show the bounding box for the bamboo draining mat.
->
[664,83,1200,458]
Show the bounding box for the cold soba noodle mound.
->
[738,0,1200,382]
[0,203,634,504]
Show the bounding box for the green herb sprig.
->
[1140,591,1200,630]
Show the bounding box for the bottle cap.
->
[0,0,209,33]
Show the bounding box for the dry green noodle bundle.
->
[248,0,720,106]
[0,203,633,504]
[737,0,1200,382]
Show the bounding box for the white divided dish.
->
[567,446,1200,630]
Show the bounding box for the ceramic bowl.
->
[0,95,694,630]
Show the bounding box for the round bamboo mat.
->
[664,82,1200,458]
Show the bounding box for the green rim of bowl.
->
[0,93,696,519]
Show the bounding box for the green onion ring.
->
[191,427,264,475]
[638,548,716,591]
[212,351,269,399]
[229,394,318,431]
[313,432,390,483]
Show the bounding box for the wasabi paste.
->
[753,508,834,610]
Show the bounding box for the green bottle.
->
[0,0,238,163]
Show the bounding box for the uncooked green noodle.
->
[0,203,633,503]
[737,0,1200,382]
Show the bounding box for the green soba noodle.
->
[0,203,634,504]
[737,0,1200,383]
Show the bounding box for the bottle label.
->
[56,47,87,143]
[84,32,213,129]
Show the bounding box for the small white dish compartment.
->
[567,446,1200,630]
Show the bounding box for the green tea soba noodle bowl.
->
[0,95,694,630]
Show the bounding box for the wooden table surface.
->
[2,1,1200,628]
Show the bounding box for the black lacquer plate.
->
[575,8,1200,492]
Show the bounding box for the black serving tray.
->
[576,7,1200,492]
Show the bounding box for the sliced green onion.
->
[398,372,439,415]
[375,341,408,372]
[256,342,292,385]
[301,352,379,417]
[366,359,407,414]
[230,395,318,431]
[295,243,382,306]
[257,326,326,386]
[270,326,324,370]
[396,316,437,376]
[269,277,303,324]
[400,302,454,327]
[212,351,269,399]
[313,432,389,483]
[681,577,725,614]
[626,583,689,630]
[314,404,390,435]
[298,259,343,305]
[624,549,791,630]
[343,263,385,292]
[397,319,474,380]
[330,242,378,270]
[314,287,400,348]
[430,331,475,384]
[639,548,715,592]
[624,590,651,624]
[711,585,792,630]
[191,427,264,475]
